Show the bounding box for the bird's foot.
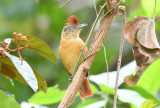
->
[69,76,72,83]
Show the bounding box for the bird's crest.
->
[66,15,80,26]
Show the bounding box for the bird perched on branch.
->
[59,15,93,98]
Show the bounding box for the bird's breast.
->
[59,38,84,75]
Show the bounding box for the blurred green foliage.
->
[0,90,20,108]
[0,0,160,108]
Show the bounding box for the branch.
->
[113,6,126,108]
[58,2,119,108]
[106,0,112,9]
[72,3,106,76]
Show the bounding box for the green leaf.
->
[99,84,115,95]
[88,83,99,94]
[0,90,20,108]
[12,36,57,63]
[141,0,160,17]
[117,89,146,108]
[0,56,47,92]
[89,61,136,88]
[20,101,48,108]
[28,86,66,105]
[125,86,160,106]
[5,52,38,92]
[137,58,160,93]
[142,100,158,108]
[76,98,104,108]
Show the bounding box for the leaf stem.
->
[102,43,109,108]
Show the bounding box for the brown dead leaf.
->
[132,45,148,67]
[123,16,149,45]
[123,15,160,86]
[124,64,149,87]
[123,16,160,49]
[124,44,160,86]
[137,18,160,49]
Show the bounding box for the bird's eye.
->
[63,25,76,34]
[63,28,67,32]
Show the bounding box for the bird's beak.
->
[77,24,88,29]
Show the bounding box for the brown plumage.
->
[59,15,93,98]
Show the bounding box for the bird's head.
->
[61,15,87,39]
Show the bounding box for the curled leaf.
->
[124,64,148,87]
[124,45,160,86]
[123,16,160,49]
[137,18,160,49]
[132,45,148,67]
[124,15,160,86]
[123,16,149,45]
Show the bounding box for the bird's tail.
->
[79,77,93,98]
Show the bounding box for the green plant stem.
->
[102,43,109,108]
[80,48,101,64]
[59,0,72,8]
[72,3,106,76]
[153,0,156,19]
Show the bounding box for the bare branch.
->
[113,6,126,108]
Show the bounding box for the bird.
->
[59,15,93,98]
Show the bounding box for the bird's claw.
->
[69,76,72,83]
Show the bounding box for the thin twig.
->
[93,0,98,16]
[102,44,109,73]
[5,39,13,50]
[1,42,6,48]
[59,0,72,8]
[153,0,156,19]
[72,3,106,76]
[9,40,31,53]
[102,44,109,108]
[80,48,101,64]
[113,6,126,108]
